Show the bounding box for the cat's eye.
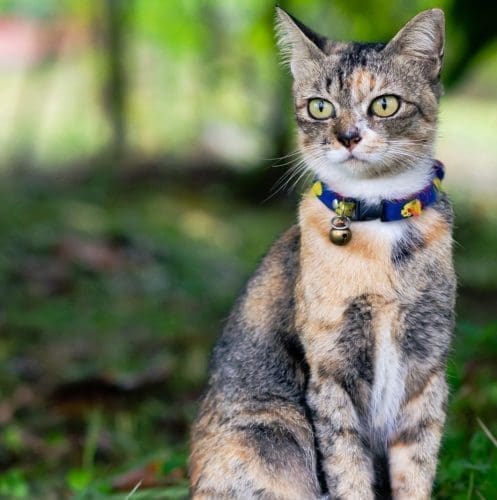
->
[308,98,335,120]
[370,95,400,117]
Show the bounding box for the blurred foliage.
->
[0,0,494,497]
[0,0,495,167]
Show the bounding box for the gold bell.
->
[329,216,352,246]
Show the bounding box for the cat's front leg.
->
[388,371,448,500]
[308,379,375,500]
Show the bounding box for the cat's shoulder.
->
[261,224,301,269]
[240,224,301,305]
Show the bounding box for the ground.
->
[0,168,496,499]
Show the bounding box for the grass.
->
[0,171,495,498]
[0,173,292,498]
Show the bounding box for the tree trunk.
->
[103,0,128,166]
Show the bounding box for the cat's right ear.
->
[275,6,326,78]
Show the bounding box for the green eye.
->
[370,95,400,117]
[308,98,335,120]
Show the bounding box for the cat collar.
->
[312,161,445,246]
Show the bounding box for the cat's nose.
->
[336,127,362,149]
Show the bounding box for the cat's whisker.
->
[288,163,314,193]
[266,149,303,161]
[274,148,328,195]
[270,145,323,170]
[266,159,310,201]
[269,151,306,168]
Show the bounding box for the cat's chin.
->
[322,151,389,179]
[332,157,392,180]
[322,145,426,178]
[340,156,372,171]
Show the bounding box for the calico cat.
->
[189,7,455,500]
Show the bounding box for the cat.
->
[189,7,455,500]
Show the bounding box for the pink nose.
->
[336,127,362,149]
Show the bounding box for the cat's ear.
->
[275,6,327,78]
[385,9,445,78]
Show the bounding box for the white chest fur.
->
[369,308,406,443]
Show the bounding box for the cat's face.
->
[277,9,445,184]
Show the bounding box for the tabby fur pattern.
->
[190,7,455,499]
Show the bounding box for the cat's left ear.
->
[385,9,445,79]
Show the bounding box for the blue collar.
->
[312,161,445,222]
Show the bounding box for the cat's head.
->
[276,7,445,196]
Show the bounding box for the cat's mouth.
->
[322,148,375,170]
[343,152,369,164]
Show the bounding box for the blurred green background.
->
[0,0,495,498]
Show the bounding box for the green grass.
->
[0,172,495,498]
[0,174,292,498]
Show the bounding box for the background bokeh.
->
[0,0,496,498]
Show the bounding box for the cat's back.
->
[201,224,306,405]
[190,225,326,499]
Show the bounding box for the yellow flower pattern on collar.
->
[401,199,423,218]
